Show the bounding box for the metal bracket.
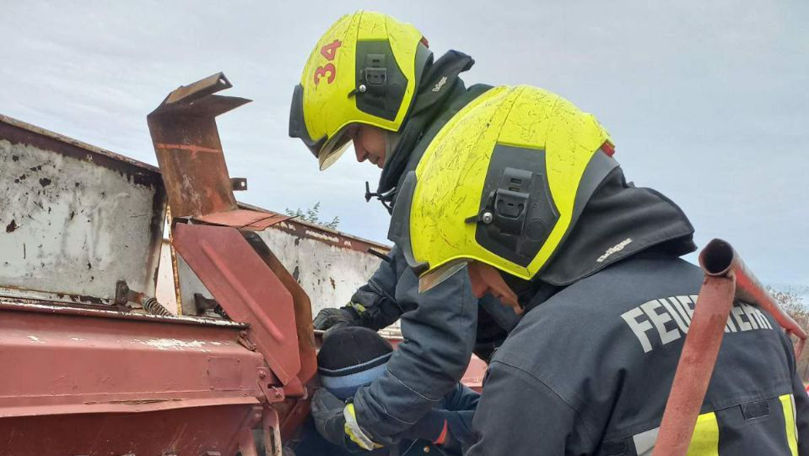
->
[238,331,257,351]
[231,177,248,192]
[257,368,285,403]
[492,167,532,235]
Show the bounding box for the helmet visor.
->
[318,126,353,170]
[417,259,469,293]
[290,84,354,170]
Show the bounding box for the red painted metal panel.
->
[0,299,270,455]
[173,223,302,386]
[0,302,264,416]
[196,209,290,230]
[0,404,259,456]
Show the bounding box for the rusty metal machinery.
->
[0,74,317,455]
[148,73,318,454]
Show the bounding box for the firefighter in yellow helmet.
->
[288,10,429,171]
[390,84,809,454]
[291,11,512,453]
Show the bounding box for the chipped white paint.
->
[0,139,162,300]
[155,238,179,314]
[302,229,341,244]
[175,253,215,316]
[27,335,42,342]
[257,228,388,323]
[143,338,208,350]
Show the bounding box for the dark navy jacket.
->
[467,254,809,455]
[291,383,479,456]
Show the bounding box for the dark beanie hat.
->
[317,326,393,399]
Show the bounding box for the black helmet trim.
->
[354,40,409,121]
[387,171,429,275]
[471,144,619,268]
[288,84,324,158]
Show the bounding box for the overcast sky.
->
[2,1,807,295]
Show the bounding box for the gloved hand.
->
[311,388,381,451]
[312,307,361,330]
[310,387,349,448]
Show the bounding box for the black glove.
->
[310,387,349,448]
[313,307,361,330]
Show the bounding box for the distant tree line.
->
[768,287,809,381]
[285,202,340,230]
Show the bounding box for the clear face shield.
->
[289,84,353,170]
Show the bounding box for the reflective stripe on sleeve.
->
[779,393,799,456]
[686,411,719,456]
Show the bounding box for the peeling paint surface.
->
[154,238,179,314]
[176,253,215,316]
[142,338,209,350]
[0,139,163,300]
[258,227,393,328]
[170,223,398,331]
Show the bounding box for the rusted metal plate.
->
[0,298,263,416]
[243,231,317,389]
[171,211,391,326]
[148,73,248,219]
[0,115,166,302]
[0,404,257,456]
[195,209,290,230]
[0,296,270,455]
[172,223,302,385]
[0,296,246,329]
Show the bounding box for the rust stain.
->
[155,143,222,154]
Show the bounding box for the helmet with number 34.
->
[289,11,431,169]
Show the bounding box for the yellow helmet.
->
[388,85,619,291]
[289,11,431,170]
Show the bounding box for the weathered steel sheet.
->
[0,404,259,456]
[258,220,388,320]
[172,223,302,386]
[0,296,266,456]
[148,72,249,219]
[171,215,396,333]
[0,115,166,303]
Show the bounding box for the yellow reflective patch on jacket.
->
[686,411,719,455]
[780,393,799,456]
